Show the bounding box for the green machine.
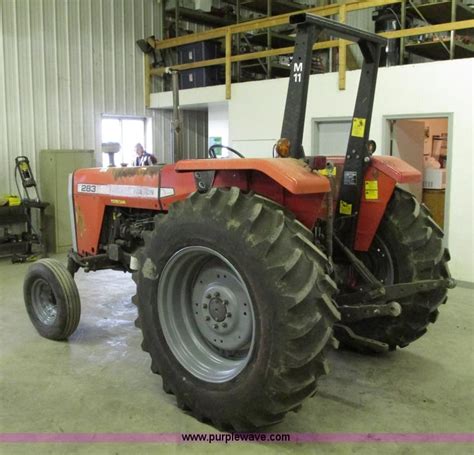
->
[39,149,95,253]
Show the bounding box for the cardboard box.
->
[423,168,446,189]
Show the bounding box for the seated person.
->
[134,143,157,166]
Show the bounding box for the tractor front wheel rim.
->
[31,278,58,325]
[157,246,256,383]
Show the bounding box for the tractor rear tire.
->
[135,188,339,430]
[24,258,81,340]
[338,187,451,351]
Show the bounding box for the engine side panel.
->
[73,165,196,255]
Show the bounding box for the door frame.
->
[382,113,453,246]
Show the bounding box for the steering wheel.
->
[208,144,245,159]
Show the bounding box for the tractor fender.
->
[370,155,421,184]
[175,158,330,195]
[355,156,421,251]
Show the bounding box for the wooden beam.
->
[154,28,226,50]
[347,0,402,13]
[380,18,474,39]
[225,29,232,100]
[338,4,347,90]
[150,39,340,77]
[232,40,338,62]
[150,57,226,76]
[144,55,151,108]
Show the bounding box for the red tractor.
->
[24,14,455,430]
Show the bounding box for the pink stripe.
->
[0,433,473,444]
[292,433,474,443]
[0,434,181,443]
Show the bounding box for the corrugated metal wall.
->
[156,108,209,163]
[0,0,208,194]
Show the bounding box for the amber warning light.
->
[275,138,291,158]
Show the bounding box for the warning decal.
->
[339,200,352,215]
[351,117,366,138]
[344,171,357,186]
[319,167,336,177]
[365,180,379,200]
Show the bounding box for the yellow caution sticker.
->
[339,200,352,215]
[111,199,127,205]
[319,167,337,177]
[351,117,366,138]
[364,180,379,200]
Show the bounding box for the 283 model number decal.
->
[77,183,174,199]
[79,184,97,193]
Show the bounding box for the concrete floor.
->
[0,255,472,455]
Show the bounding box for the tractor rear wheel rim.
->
[157,246,255,383]
[31,278,58,325]
[360,234,395,285]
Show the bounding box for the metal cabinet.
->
[39,150,95,253]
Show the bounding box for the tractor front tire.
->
[338,187,451,351]
[136,188,339,430]
[24,258,81,340]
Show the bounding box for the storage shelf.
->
[165,7,236,27]
[223,0,303,15]
[0,205,28,225]
[407,1,474,24]
[241,60,291,77]
[164,0,315,83]
[0,240,29,256]
[245,31,294,47]
[405,38,474,59]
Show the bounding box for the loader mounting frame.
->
[281,13,386,249]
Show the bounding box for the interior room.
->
[0,0,473,453]
[388,116,449,226]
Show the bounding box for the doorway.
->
[384,116,451,229]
